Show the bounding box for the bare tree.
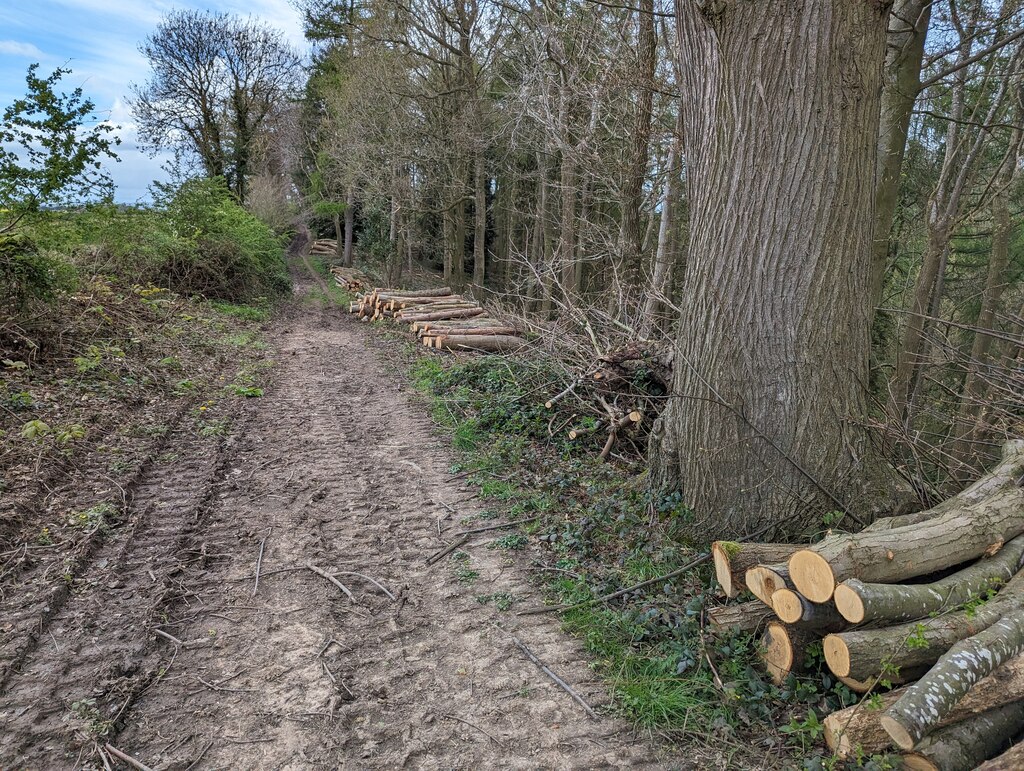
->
[130,10,302,202]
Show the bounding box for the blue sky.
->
[0,0,307,203]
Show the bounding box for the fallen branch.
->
[306,562,354,600]
[104,744,155,771]
[511,635,598,719]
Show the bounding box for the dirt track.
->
[0,267,665,769]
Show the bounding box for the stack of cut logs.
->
[348,286,525,353]
[329,266,367,293]
[310,238,339,256]
[708,440,1024,770]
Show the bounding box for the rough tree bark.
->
[650,1,898,538]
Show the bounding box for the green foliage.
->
[0,233,76,307]
[21,178,289,303]
[0,64,120,222]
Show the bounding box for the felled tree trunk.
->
[745,564,791,606]
[834,536,1024,624]
[760,622,816,685]
[976,742,1024,771]
[823,579,1023,682]
[706,601,774,635]
[436,335,525,353]
[882,609,1024,749]
[825,652,1024,759]
[772,589,846,632]
[712,542,796,598]
[900,702,1024,771]
[789,441,1024,602]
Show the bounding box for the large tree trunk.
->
[869,0,932,309]
[650,2,896,538]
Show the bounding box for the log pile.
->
[347,286,526,354]
[329,266,367,293]
[708,440,1024,768]
[310,238,339,256]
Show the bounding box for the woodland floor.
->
[0,262,686,769]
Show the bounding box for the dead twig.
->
[183,739,214,771]
[454,516,540,537]
[252,530,270,598]
[153,628,184,647]
[442,713,507,748]
[517,550,712,616]
[331,571,396,601]
[104,744,155,771]
[510,635,598,719]
[425,533,469,565]
[306,562,354,600]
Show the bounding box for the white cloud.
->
[0,40,45,58]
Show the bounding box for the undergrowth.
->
[407,353,896,768]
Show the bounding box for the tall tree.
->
[650,2,900,538]
[130,10,301,203]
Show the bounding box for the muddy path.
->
[0,265,666,769]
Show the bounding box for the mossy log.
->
[771,589,846,632]
[825,652,1024,758]
[976,741,1024,770]
[712,542,796,598]
[706,601,775,635]
[745,563,790,605]
[900,701,1024,771]
[834,536,1024,624]
[882,607,1024,749]
[823,574,1024,681]
[788,440,1024,602]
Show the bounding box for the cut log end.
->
[880,714,917,752]
[772,589,804,624]
[900,756,939,771]
[712,543,738,598]
[822,634,851,678]
[789,549,837,602]
[762,622,796,685]
[833,582,866,623]
[745,565,788,605]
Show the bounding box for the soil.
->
[0,263,671,769]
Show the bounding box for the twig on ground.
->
[96,744,114,771]
[197,677,257,693]
[252,529,270,598]
[306,562,354,600]
[442,713,507,748]
[104,744,155,771]
[321,660,336,683]
[154,628,184,647]
[331,571,396,600]
[454,516,540,536]
[518,550,713,616]
[183,739,214,771]
[425,534,469,565]
[510,635,598,719]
